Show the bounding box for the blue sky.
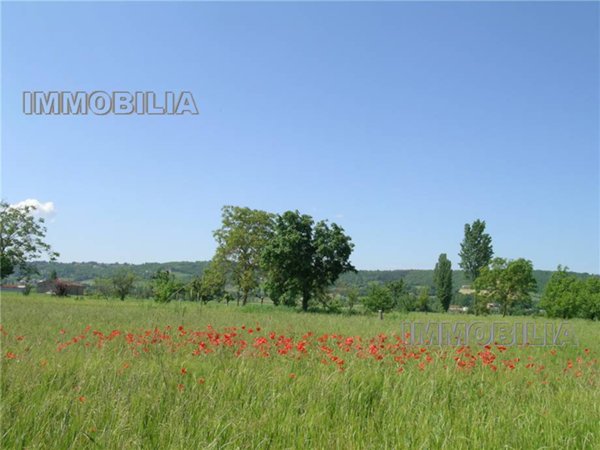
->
[2,2,598,273]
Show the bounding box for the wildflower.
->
[181,367,187,375]
[197,377,206,385]
[567,360,574,369]
[78,396,86,403]
[5,352,16,359]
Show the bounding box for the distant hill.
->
[9,261,595,294]
[20,261,211,284]
[337,269,584,294]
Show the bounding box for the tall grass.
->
[1,294,598,449]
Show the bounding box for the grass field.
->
[1,293,599,449]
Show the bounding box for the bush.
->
[53,280,69,297]
[362,283,395,312]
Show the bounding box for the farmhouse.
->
[36,279,85,296]
[458,285,476,295]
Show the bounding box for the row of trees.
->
[210,206,355,311]
[2,200,597,319]
[362,280,433,313]
[428,219,538,317]
[460,220,537,316]
[88,207,355,307]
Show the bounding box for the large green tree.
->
[459,219,493,281]
[0,201,59,279]
[262,210,355,311]
[473,258,536,316]
[540,266,600,320]
[433,253,453,312]
[213,206,274,305]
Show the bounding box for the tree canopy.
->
[213,206,274,305]
[0,200,59,280]
[459,219,493,281]
[111,270,136,301]
[262,210,355,311]
[540,266,600,320]
[473,258,537,316]
[433,253,453,312]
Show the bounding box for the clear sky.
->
[2,2,598,273]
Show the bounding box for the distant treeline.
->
[13,261,594,294]
[17,261,211,283]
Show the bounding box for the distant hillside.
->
[8,261,595,294]
[333,268,593,294]
[20,261,211,284]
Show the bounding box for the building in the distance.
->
[36,279,85,296]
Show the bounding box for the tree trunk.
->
[302,290,310,311]
[242,291,248,306]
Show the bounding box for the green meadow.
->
[1,293,599,449]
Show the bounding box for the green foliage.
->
[262,210,355,311]
[22,284,33,296]
[8,261,211,284]
[387,280,405,307]
[433,253,453,311]
[188,262,226,304]
[346,287,360,313]
[362,283,395,312]
[151,270,182,303]
[93,278,114,299]
[112,270,136,301]
[213,206,274,305]
[0,200,59,279]
[53,280,69,297]
[474,258,537,316]
[416,286,431,312]
[6,261,580,305]
[582,277,600,320]
[459,219,493,281]
[540,266,600,320]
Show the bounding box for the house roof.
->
[37,279,84,287]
